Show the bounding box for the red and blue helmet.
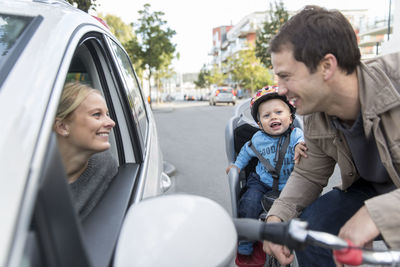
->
[250,85,296,123]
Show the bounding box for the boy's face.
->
[272,47,326,115]
[257,98,293,136]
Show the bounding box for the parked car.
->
[0,1,170,266]
[184,94,195,101]
[209,87,237,106]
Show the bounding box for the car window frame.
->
[65,33,148,266]
[105,37,149,152]
[70,36,127,163]
[72,32,146,164]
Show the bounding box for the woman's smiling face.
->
[65,92,115,154]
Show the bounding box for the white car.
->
[209,87,237,106]
[0,1,170,266]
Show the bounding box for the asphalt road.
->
[153,100,236,215]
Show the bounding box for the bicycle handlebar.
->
[233,218,400,266]
[333,240,400,266]
[233,218,304,250]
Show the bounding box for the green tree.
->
[124,38,144,86]
[228,43,273,93]
[129,3,176,105]
[98,13,144,86]
[67,0,96,12]
[255,1,289,68]
[98,13,134,44]
[206,64,227,86]
[154,53,176,99]
[194,65,210,88]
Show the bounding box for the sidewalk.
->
[151,100,209,111]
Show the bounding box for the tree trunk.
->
[148,70,152,109]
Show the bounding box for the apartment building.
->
[210,5,396,68]
[210,25,233,67]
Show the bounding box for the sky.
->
[94,0,390,73]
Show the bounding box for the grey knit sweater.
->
[69,150,118,220]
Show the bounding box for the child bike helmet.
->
[250,85,296,123]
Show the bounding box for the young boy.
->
[226,86,307,258]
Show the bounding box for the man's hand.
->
[294,141,308,164]
[334,206,380,267]
[225,164,240,174]
[263,216,295,265]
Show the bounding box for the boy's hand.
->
[294,141,308,164]
[226,165,240,174]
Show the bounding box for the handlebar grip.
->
[333,240,362,266]
[234,218,270,241]
[233,218,303,250]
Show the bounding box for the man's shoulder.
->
[303,112,328,125]
[303,113,336,138]
[362,52,400,92]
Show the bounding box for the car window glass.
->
[0,14,40,88]
[65,55,92,85]
[0,14,31,61]
[109,40,148,144]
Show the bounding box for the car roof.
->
[0,1,114,265]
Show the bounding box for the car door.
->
[16,25,160,267]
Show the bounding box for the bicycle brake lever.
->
[287,219,349,251]
[333,240,363,266]
[306,230,349,250]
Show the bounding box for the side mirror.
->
[114,194,237,267]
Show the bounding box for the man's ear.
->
[257,121,262,129]
[54,118,70,137]
[321,53,337,80]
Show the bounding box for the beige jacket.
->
[269,52,400,248]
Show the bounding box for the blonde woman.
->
[54,82,118,220]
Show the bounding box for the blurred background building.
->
[159,1,398,101]
[210,3,397,67]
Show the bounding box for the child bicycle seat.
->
[225,99,303,218]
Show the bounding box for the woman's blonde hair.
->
[56,82,98,120]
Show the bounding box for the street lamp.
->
[387,0,392,40]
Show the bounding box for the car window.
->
[221,88,233,93]
[0,13,42,88]
[108,40,149,146]
[66,41,122,162]
[65,55,92,85]
[65,36,145,164]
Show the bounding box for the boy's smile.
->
[257,98,293,136]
